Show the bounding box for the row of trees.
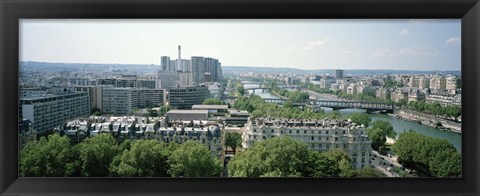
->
[391,131,461,177]
[228,137,383,177]
[20,134,221,177]
[269,83,310,103]
[407,100,461,122]
[234,95,330,119]
[203,98,225,105]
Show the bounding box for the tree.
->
[236,83,245,96]
[77,133,119,177]
[203,98,225,105]
[391,131,461,177]
[305,150,354,177]
[368,128,387,151]
[370,120,396,138]
[283,101,293,108]
[168,140,221,177]
[349,113,371,127]
[110,140,169,177]
[228,136,309,177]
[225,132,242,153]
[90,107,101,115]
[20,134,80,177]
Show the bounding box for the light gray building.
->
[20,91,90,133]
[102,87,165,115]
[167,86,210,109]
[166,110,209,121]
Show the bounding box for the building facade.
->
[20,92,90,133]
[242,118,372,169]
[166,86,210,109]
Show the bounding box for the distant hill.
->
[20,61,460,76]
[222,66,460,76]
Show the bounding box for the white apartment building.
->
[242,118,372,169]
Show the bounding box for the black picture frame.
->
[1,0,479,195]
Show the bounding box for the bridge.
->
[263,98,305,107]
[244,86,271,93]
[307,99,394,113]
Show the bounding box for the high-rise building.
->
[335,69,344,78]
[430,76,447,90]
[160,56,170,72]
[102,87,164,115]
[166,86,210,109]
[192,56,206,85]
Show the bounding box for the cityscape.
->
[19,20,461,178]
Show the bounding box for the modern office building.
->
[19,91,90,133]
[334,69,344,78]
[166,110,209,121]
[242,118,372,169]
[166,86,210,109]
[102,87,164,115]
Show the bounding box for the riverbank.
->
[389,110,461,134]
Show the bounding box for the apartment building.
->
[242,118,372,169]
[19,91,90,133]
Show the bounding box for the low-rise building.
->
[166,110,209,121]
[242,117,372,169]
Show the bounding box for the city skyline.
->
[20,19,461,71]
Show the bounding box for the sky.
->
[20,19,461,71]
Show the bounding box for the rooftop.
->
[167,110,209,114]
[192,105,228,110]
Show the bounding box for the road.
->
[370,150,403,177]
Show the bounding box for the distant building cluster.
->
[157,46,222,88]
[242,117,372,169]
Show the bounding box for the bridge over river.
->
[263,98,394,113]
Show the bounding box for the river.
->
[240,81,461,152]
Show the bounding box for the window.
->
[326,131,329,134]
[271,130,274,133]
[304,130,306,134]
[253,129,256,133]
[311,130,314,134]
[343,131,346,134]
[253,135,256,139]
[296,130,299,133]
[289,130,292,133]
[311,136,314,140]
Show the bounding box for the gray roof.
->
[167,110,209,114]
[192,105,228,110]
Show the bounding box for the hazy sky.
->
[20,19,461,70]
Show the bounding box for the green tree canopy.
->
[77,133,119,177]
[370,120,396,138]
[109,140,169,177]
[168,140,221,177]
[306,149,355,177]
[225,132,242,153]
[391,131,461,177]
[349,113,372,127]
[368,128,387,151]
[354,167,384,177]
[228,136,309,177]
[203,98,225,105]
[20,134,80,177]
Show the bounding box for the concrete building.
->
[242,118,372,169]
[425,94,461,107]
[418,76,431,89]
[408,76,420,88]
[376,87,392,100]
[20,91,90,133]
[430,76,446,90]
[334,69,344,78]
[166,110,209,121]
[102,88,164,115]
[167,86,210,109]
[19,119,36,151]
[446,76,458,91]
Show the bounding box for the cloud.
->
[341,50,361,57]
[445,37,461,46]
[369,48,390,59]
[302,38,330,50]
[399,46,439,56]
[400,29,409,35]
